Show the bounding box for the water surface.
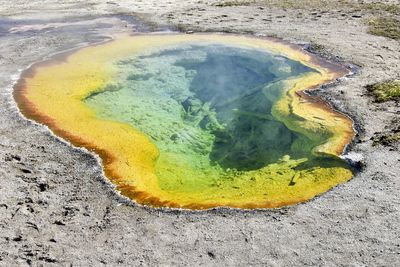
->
[15,34,354,209]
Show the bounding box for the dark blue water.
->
[169,45,314,170]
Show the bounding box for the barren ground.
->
[0,1,399,266]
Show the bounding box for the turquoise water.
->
[85,44,316,172]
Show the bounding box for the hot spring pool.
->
[14,33,355,209]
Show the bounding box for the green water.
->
[85,44,316,174]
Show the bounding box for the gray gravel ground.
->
[0,1,399,266]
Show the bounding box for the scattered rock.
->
[4,154,21,162]
[37,178,49,192]
[207,251,216,259]
[53,220,65,226]
[38,256,57,263]
[26,222,39,231]
[20,168,32,174]
[12,235,23,242]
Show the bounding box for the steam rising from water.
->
[15,34,354,209]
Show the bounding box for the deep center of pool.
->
[85,44,314,172]
[17,34,354,208]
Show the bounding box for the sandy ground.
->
[0,0,399,266]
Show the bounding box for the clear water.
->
[85,44,316,174]
[18,33,354,208]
